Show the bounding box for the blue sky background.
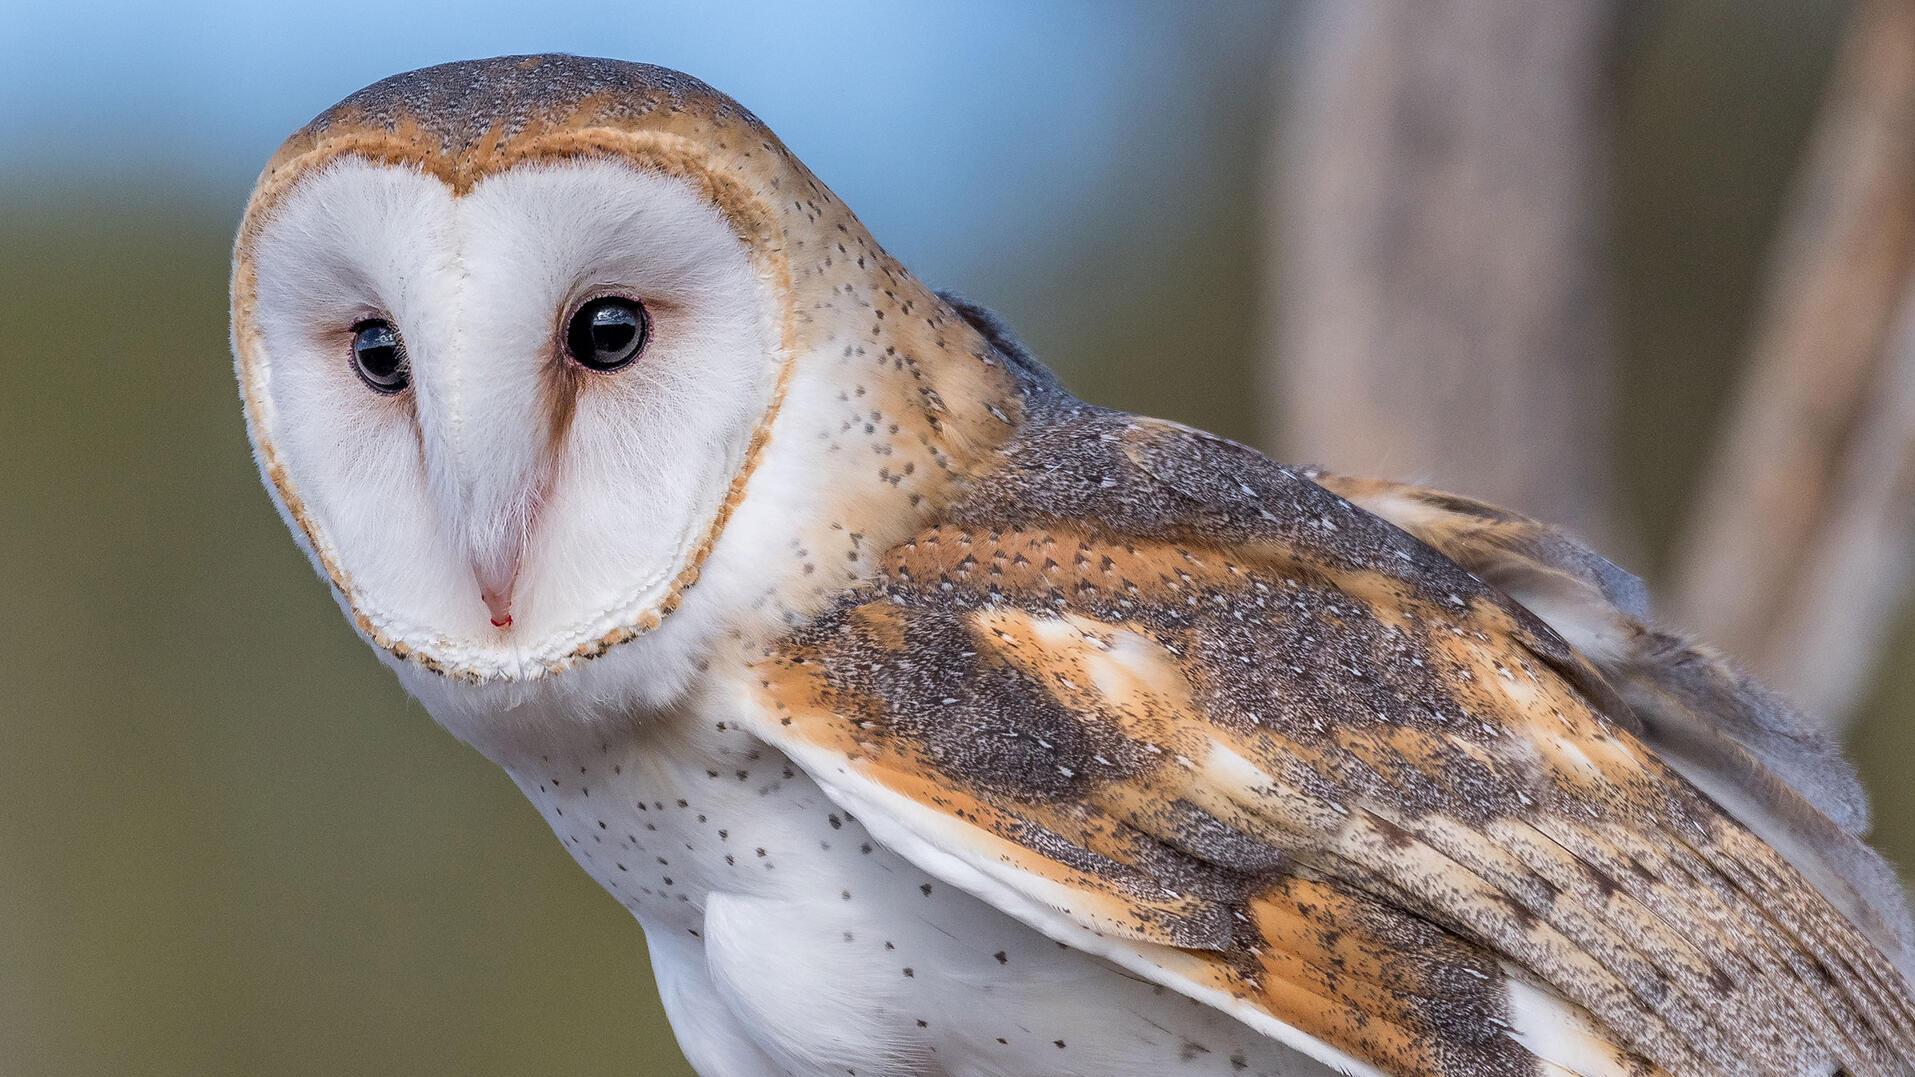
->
[0,1,1285,291]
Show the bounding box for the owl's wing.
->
[1311,473,1914,975]
[737,412,1915,1077]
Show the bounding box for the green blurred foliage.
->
[0,200,690,1074]
[2,4,1908,1076]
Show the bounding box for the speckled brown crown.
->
[265,55,768,190]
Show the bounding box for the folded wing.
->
[738,411,1915,1076]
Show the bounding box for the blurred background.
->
[4,1,1912,1074]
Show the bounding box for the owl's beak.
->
[476,557,520,629]
[468,501,535,631]
[458,471,540,633]
[460,482,538,633]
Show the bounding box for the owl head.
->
[233,56,1020,714]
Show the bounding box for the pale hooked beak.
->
[463,477,544,633]
[472,531,526,630]
[459,442,550,634]
[478,561,520,629]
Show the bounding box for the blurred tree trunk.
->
[1670,0,1915,728]
[1265,0,1621,545]
[1268,0,1915,732]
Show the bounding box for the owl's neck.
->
[644,278,1039,670]
[479,691,846,936]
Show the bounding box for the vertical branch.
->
[1771,287,1915,721]
[1670,0,1915,725]
[1265,0,1621,544]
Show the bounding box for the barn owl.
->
[233,55,1915,1076]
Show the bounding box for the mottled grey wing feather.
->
[1315,474,1914,975]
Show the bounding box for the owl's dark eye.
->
[350,320,409,393]
[565,297,649,372]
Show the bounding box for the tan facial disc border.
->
[231,128,795,682]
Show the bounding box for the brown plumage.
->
[743,317,1915,1075]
